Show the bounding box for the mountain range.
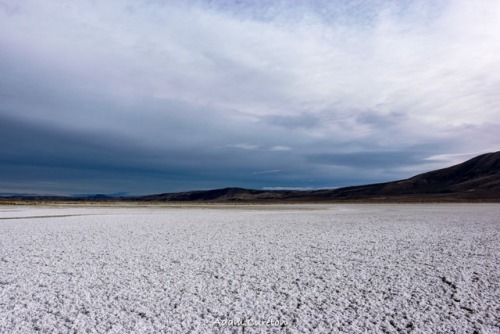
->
[137,151,500,202]
[2,151,499,203]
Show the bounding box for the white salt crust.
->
[0,204,499,333]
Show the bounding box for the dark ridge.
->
[320,151,500,200]
[139,187,303,202]
[137,151,500,202]
[2,151,499,203]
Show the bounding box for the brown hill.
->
[318,151,500,201]
[139,151,500,202]
[139,187,302,202]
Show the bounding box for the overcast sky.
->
[1,0,499,195]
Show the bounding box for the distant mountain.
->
[138,151,500,202]
[71,192,129,198]
[2,152,499,203]
[0,193,124,202]
[139,187,302,202]
[319,151,500,201]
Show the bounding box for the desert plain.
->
[0,204,499,333]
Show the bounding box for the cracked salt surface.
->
[0,204,499,333]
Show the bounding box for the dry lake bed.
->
[0,204,499,333]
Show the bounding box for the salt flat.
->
[0,204,499,333]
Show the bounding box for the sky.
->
[1,0,499,196]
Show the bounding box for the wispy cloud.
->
[269,146,292,152]
[227,144,260,150]
[253,169,281,175]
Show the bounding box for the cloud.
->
[306,151,426,169]
[253,169,281,175]
[269,146,292,152]
[227,144,260,150]
[423,150,496,166]
[0,0,499,194]
[264,114,321,129]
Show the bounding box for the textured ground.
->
[0,204,499,333]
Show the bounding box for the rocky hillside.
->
[138,151,500,202]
